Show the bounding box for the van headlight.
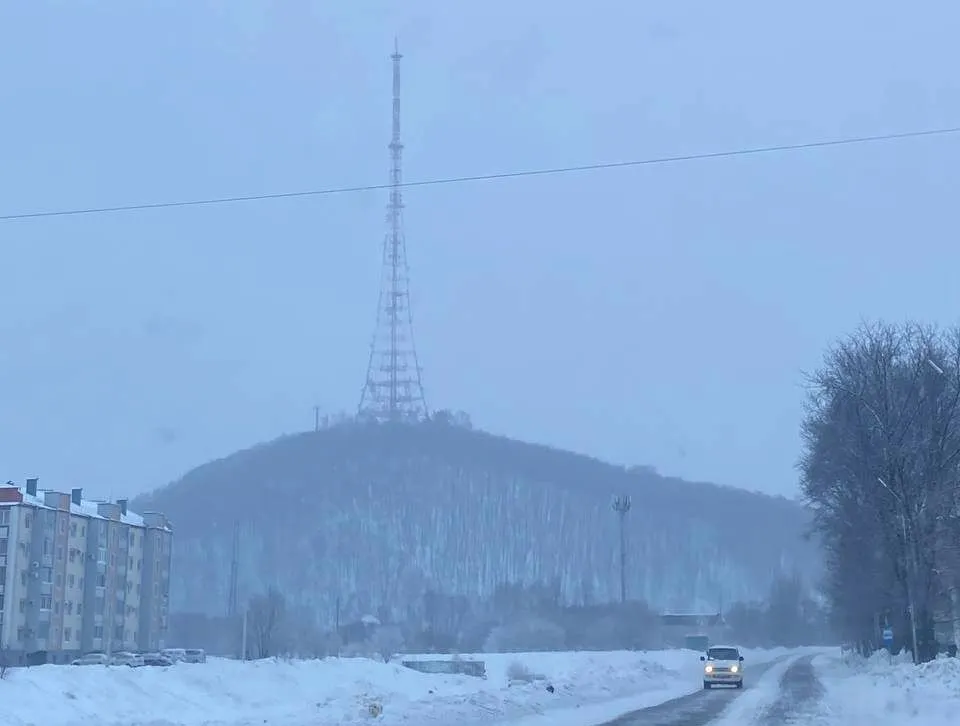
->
[704,665,713,673]
[731,665,738,673]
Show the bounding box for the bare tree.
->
[800,321,960,661]
[247,587,286,659]
[369,624,405,663]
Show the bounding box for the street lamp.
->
[877,476,919,663]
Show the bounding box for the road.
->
[599,654,823,726]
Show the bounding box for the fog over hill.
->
[133,420,820,622]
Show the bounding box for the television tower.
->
[358,40,428,422]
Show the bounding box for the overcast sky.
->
[1,0,958,501]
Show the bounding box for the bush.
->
[484,617,566,653]
[506,660,542,684]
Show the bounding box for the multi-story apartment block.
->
[0,478,173,664]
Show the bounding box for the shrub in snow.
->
[484,617,566,653]
[369,624,405,663]
[506,660,543,684]
[483,617,566,653]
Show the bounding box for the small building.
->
[660,612,728,650]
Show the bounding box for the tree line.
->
[168,572,829,660]
[799,321,960,662]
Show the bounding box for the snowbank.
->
[812,649,960,726]
[0,647,789,726]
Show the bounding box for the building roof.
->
[0,481,169,530]
[660,612,725,627]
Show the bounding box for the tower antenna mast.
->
[358,39,428,422]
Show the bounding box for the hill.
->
[132,420,820,620]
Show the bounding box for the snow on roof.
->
[0,482,155,528]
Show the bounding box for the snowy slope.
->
[810,649,960,726]
[0,648,790,726]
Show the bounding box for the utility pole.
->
[227,520,239,618]
[313,404,321,432]
[241,608,248,661]
[612,495,632,603]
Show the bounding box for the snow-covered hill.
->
[133,422,820,617]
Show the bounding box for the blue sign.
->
[882,627,894,644]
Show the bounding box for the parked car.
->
[110,652,144,667]
[139,652,175,667]
[71,653,110,666]
[183,648,206,664]
[160,648,187,662]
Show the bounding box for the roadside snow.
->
[808,649,960,726]
[709,652,803,726]
[0,648,790,726]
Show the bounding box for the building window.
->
[16,626,24,642]
[20,571,26,586]
[80,525,85,537]
[77,602,83,615]
[40,595,52,610]
[0,509,8,524]
[57,546,64,561]
[68,574,75,588]
[42,538,52,555]
[54,601,60,614]
[24,513,31,528]
[59,518,66,534]
[93,625,103,639]
[64,627,72,642]
[40,567,53,584]
[70,522,77,537]
[19,598,25,613]
[56,573,63,587]
[69,549,76,563]
[97,547,107,565]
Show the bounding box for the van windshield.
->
[707,647,739,661]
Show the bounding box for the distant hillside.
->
[132,420,820,621]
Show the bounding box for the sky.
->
[1,0,958,502]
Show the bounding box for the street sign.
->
[882,627,894,645]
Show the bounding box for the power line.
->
[1,125,958,223]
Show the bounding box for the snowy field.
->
[0,647,791,726]
[805,649,960,726]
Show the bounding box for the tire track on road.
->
[755,655,824,725]
[600,656,790,726]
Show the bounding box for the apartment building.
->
[0,478,173,664]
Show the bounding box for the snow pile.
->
[813,649,960,726]
[0,648,788,726]
[710,654,806,726]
